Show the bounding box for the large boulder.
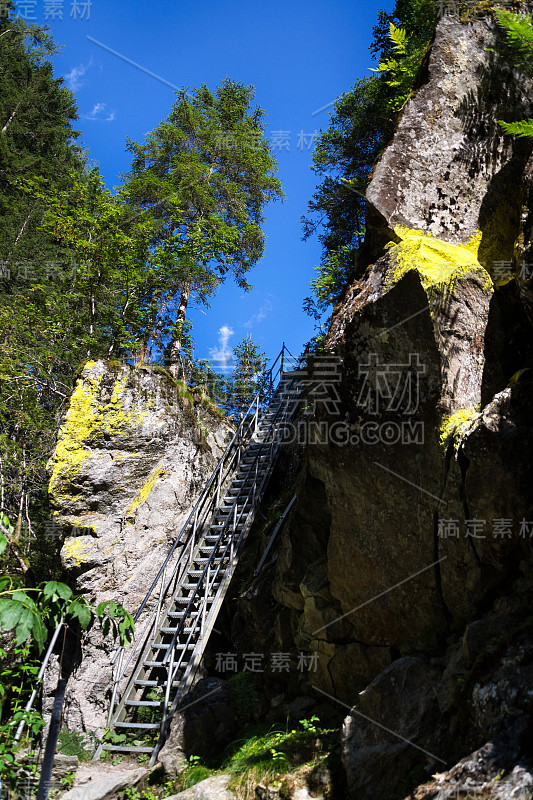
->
[45,360,232,736]
[259,7,533,708]
[159,678,238,778]
[342,657,444,800]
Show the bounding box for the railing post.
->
[201,569,209,636]
[280,343,285,376]
[216,466,222,507]
[152,567,166,645]
[162,646,175,729]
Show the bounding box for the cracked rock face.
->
[263,5,533,707]
[45,360,232,736]
[366,14,533,266]
[222,10,533,800]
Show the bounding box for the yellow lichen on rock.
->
[124,463,166,519]
[49,362,147,505]
[62,535,94,567]
[386,227,493,297]
[439,406,480,450]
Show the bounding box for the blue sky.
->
[19,0,391,371]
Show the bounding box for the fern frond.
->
[389,22,408,55]
[498,118,533,138]
[495,10,533,55]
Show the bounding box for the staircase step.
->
[173,596,200,604]
[160,626,198,635]
[181,582,220,591]
[114,721,159,730]
[134,679,165,687]
[124,699,162,707]
[151,642,195,651]
[210,523,243,531]
[143,659,185,670]
[134,679,181,687]
[101,745,154,754]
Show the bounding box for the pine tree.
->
[121,80,283,375]
[224,336,267,416]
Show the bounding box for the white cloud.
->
[244,297,272,329]
[82,102,116,123]
[66,57,93,92]
[209,325,234,371]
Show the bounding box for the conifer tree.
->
[121,80,283,376]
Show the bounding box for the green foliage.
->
[223,336,268,415]
[372,22,429,113]
[0,513,134,788]
[122,79,283,369]
[180,756,213,790]
[303,244,358,319]
[494,9,533,72]
[0,5,86,555]
[299,715,320,733]
[0,639,44,785]
[57,728,94,762]
[223,717,336,796]
[0,570,134,652]
[498,119,533,138]
[494,10,533,141]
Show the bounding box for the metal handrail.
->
[108,345,298,696]
[14,620,65,743]
[161,375,298,663]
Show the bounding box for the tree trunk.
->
[168,284,190,380]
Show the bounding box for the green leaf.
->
[498,119,533,139]
[15,607,35,645]
[56,583,74,601]
[32,616,48,652]
[68,600,92,628]
[0,598,24,631]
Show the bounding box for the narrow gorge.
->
[41,7,533,800]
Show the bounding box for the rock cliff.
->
[220,9,533,799]
[47,8,533,799]
[46,360,232,735]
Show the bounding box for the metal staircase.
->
[94,347,301,765]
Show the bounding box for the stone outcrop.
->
[45,7,533,799]
[218,8,533,799]
[46,360,232,736]
[165,775,235,800]
[159,678,238,778]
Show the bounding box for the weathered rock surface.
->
[342,656,444,800]
[59,766,148,800]
[164,774,235,800]
[217,9,533,800]
[365,14,533,268]
[159,678,238,777]
[46,360,232,736]
[408,715,533,800]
